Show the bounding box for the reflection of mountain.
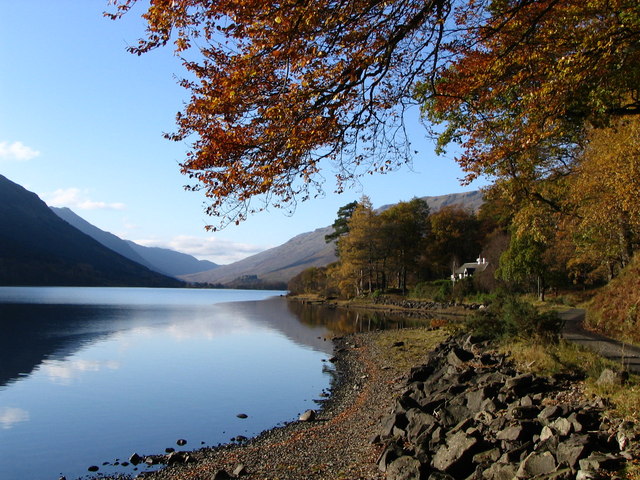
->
[0,303,119,388]
[0,295,423,391]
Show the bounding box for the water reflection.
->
[0,407,29,429]
[0,288,433,480]
[287,299,434,334]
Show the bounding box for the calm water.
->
[0,287,419,480]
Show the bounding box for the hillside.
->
[0,175,182,287]
[180,226,338,288]
[51,207,218,277]
[181,191,483,288]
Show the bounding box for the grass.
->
[374,327,448,373]
[501,338,640,421]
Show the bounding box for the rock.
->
[377,443,402,472]
[497,425,526,442]
[551,417,573,437]
[446,347,474,367]
[176,438,187,446]
[298,409,316,422]
[596,368,627,386]
[211,470,232,480]
[236,413,248,419]
[387,456,422,480]
[483,462,518,480]
[87,466,99,472]
[556,436,591,469]
[129,453,142,465]
[432,430,478,476]
[516,451,557,478]
[233,463,248,476]
[578,453,624,472]
[473,447,501,464]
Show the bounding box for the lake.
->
[0,287,416,480]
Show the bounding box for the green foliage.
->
[325,201,358,244]
[465,295,563,343]
[409,279,452,302]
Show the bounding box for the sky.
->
[0,1,488,265]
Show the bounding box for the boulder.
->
[387,456,422,480]
[516,451,557,478]
[298,409,316,422]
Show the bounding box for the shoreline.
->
[122,330,405,480]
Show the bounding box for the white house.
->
[451,257,489,282]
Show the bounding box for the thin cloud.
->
[136,235,268,265]
[43,187,126,210]
[0,140,40,161]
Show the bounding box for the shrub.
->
[465,294,562,343]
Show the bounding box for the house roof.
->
[454,262,489,275]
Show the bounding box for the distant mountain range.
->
[180,191,484,288]
[51,207,218,277]
[0,175,181,287]
[0,173,482,288]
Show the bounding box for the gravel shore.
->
[137,331,405,480]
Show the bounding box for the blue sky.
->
[0,1,487,265]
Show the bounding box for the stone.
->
[211,470,232,480]
[578,453,624,472]
[446,347,474,367]
[497,425,526,442]
[556,436,590,469]
[387,456,422,480]
[539,405,561,422]
[539,425,555,443]
[482,462,518,480]
[236,413,248,419]
[298,409,316,422]
[596,368,627,386]
[428,473,455,480]
[473,448,501,464]
[377,444,402,472]
[516,451,557,478]
[87,466,99,472]
[233,463,248,476]
[551,417,573,437]
[432,430,478,476]
[129,453,142,465]
[176,438,188,446]
[504,373,534,395]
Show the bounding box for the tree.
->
[110,0,639,227]
[425,205,480,278]
[419,0,640,202]
[325,201,358,244]
[379,198,430,292]
[109,0,452,227]
[336,196,381,296]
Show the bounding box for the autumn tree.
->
[562,118,640,280]
[425,205,481,278]
[421,0,639,183]
[379,198,430,292]
[336,196,382,296]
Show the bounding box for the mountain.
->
[0,175,182,287]
[378,190,484,213]
[51,207,218,277]
[181,191,483,288]
[180,226,338,288]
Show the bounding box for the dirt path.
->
[560,308,640,373]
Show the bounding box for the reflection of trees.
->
[286,300,427,335]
